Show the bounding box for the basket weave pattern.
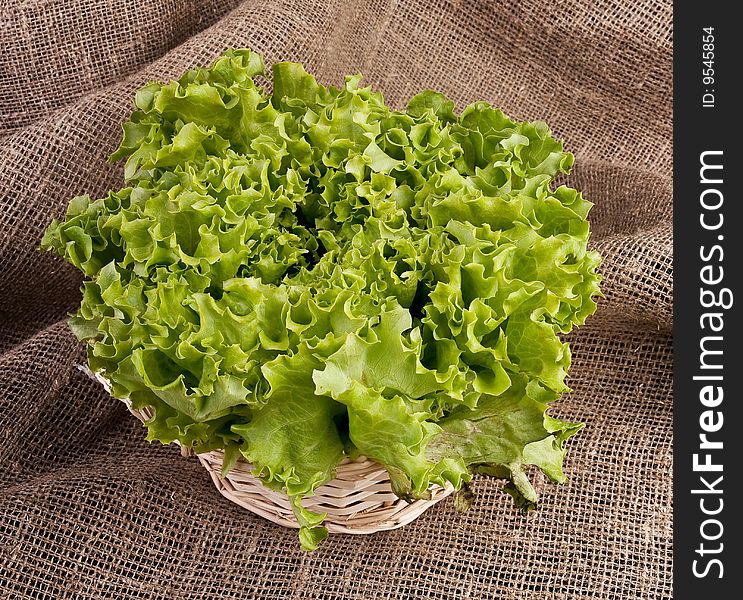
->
[88,368,454,534]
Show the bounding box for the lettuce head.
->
[41,49,601,550]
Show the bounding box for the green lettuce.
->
[41,49,601,550]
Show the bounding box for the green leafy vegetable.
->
[41,49,601,549]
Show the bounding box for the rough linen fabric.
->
[0,0,672,597]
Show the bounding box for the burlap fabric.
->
[0,0,673,597]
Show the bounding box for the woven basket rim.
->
[82,364,454,534]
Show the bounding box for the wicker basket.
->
[86,367,454,534]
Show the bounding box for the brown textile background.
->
[0,1,673,598]
[0,0,244,135]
